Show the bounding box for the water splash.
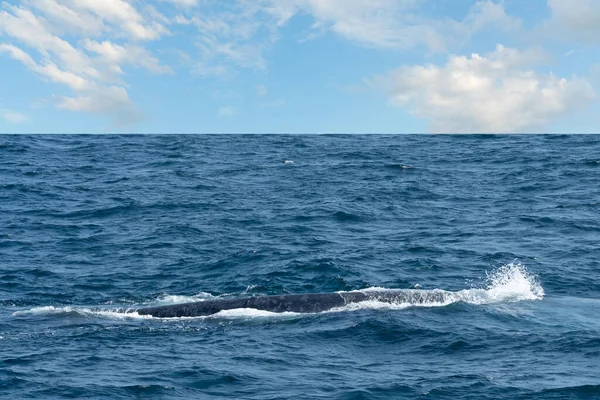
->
[483,262,544,302]
[211,308,299,319]
[153,292,216,306]
[12,306,152,320]
[334,262,544,312]
[12,263,543,319]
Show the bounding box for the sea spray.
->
[13,263,544,319]
[484,262,544,302]
[337,262,545,311]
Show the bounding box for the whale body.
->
[137,290,449,318]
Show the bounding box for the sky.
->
[0,0,599,133]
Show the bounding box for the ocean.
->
[1,134,599,399]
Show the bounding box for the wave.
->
[12,263,543,320]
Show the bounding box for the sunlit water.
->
[1,135,599,399]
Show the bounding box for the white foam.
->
[349,286,390,293]
[209,308,300,319]
[483,262,544,301]
[243,285,259,292]
[12,305,301,321]
[13,306,63,316]
[332,262,544,312]
[153,292,215,306]
[12,306,153,320]
[12,263,543,320]
[330,300,414,313]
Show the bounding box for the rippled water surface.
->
[1,135,599,399]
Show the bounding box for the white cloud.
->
[23,0,169,40]
[173,0,524,81]
[64,0,169,40]
[546,0,600,44]
[57,86,142,125]
[83,40,172,75]
[0,4,101,80]
[2,0,595,132]
[27,0,105,37]
[158,0,198,7]
[0,108,28,124]
[177,0,500,76]
[0,44,94,91]
[465,1,522,33]
[1,43,140,125]
[298,0,434,49]
[370,45,596,133]
[175,1,284,76]
[262,0,456,52]
[259,0,521,52]
[0,1,171,125]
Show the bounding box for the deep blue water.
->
[1,135,599,399]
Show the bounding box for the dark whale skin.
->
[136,290,448,318]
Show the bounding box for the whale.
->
[137,290,449,318]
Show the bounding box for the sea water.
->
[1,135,599,399]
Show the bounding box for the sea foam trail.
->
[336,263,544,312]
[11,306,153,320]
[12,263,543,320]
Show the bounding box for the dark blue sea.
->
[1,135,599,399]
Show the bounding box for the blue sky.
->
[0,0,599,133]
